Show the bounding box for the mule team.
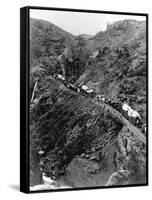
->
[54,73,146,134]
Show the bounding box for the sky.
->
[30,9,146,36]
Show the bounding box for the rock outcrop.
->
[29,18,147,188]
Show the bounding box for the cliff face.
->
[63,126,146,187]
[30,18,75,68]
[29,18,147,189]
[77,20,147,122]
[30,77,146,188]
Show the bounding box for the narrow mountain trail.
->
[95,101,146,144]
[29,18,147,189]
[54,77,146,145]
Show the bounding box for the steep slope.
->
[86,20,146,50]
[77,19,147,122]
[30,76,146,188]
[30,18,76,68]
[29,19,147,189]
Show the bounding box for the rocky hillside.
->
[77,20,146,122]
[30,76,146,188]
[29,18,147,189]
[30,18,76,68]
[86,20,146,50]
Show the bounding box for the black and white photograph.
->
[22,7,148,192]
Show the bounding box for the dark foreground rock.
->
[29,19,147,188]
[61,127,146,187]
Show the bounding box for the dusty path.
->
[95,101,146,144]
[50,77,146,144]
